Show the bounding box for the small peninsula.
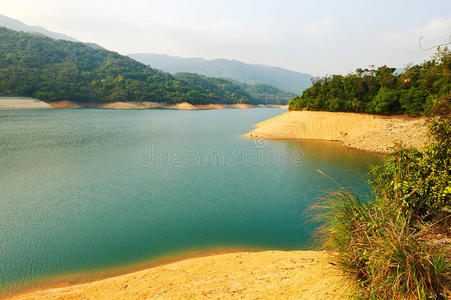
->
[246,111,427,153]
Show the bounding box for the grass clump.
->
[313,96,450,299]
[314,191,449,299]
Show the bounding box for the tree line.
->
[289,49,450,115]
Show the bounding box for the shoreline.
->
[6,250,354,300]
[0,98,288,110]
[2,247,252,299]
[0,97,53,110]
[246,110,428,153]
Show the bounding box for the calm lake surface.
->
[0,108,382,295]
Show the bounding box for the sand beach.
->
[8,251,354,300]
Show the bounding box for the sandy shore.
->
[246,111,427,153]
[0,97,53,109]
[228,103,255,109]
[167,102,198,110]
[48,101,83,109]
[8,250,354,300]
[0,98,270,110]
[0,98,288,111]
[96,101,167,109]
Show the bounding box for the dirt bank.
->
[246,111,427,153]
[1,98,280,111]
[229,103,256,109]
[167,102,198,110]
[0,97,53,109]
[8,250,354,300]
[48,101,82,108]
[97,101,166,109]
[196,104,227,110]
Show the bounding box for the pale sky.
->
[1,0,450,76]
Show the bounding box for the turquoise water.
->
[0,108,381,295]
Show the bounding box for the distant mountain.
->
[128,53,313,94]
[0,14,78,41]
[0,14,103,49]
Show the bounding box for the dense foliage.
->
[289,49,450,115]
[314,97,450,299]
[370,100,450,219]
[0,27,286,104]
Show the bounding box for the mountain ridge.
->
[129,53,313,94]
[0,14,103,49]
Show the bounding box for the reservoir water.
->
[0,108,381,295]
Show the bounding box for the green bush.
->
[370,97,450,219]
[399,87,428,116]
[368,88,400,114]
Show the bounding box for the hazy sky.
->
[1,0,450,75]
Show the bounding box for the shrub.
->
[370,96,450,219]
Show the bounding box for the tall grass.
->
[311,96,450,299]
[312,188,450,299]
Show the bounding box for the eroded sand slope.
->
[9,251,354,300]
[0,97,53,109]
[246,111,427,153]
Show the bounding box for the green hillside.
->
[0,27,287,105]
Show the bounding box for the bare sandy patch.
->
[167,102,197,110]
[246,111,427,153]
[0,97,53,110]
[8,250,355,300]
[48,101,83,108]
[195,104,227,110]
[229,103,256,109]
[97,102,166,109]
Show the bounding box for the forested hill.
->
[174,73,295,105]
[129,53,313,94]
[0,27,289,105]
[289,49,450,115]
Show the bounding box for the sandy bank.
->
[196,104,227,110]
[97,101,166,109]
[246,111,427,153]
[229,103,255,109]
[0,98,275,110]
[95,102,257,110]
[8,250,353,300]
[48,101,82,108]
[0,97,53,110]
[167,102,198,110]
